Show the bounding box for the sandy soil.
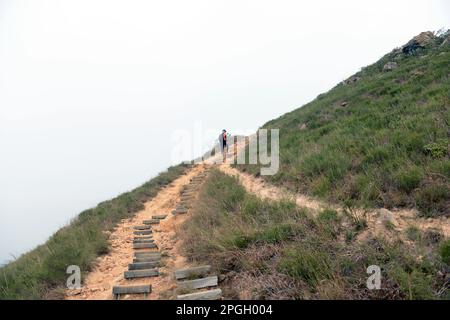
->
[66,164,207,300]
[216,135,448,240]
[66,137,448,300]
[219,164,449,240]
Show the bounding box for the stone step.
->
[134,225,152,230]
[133,230,152,235]
[177,289,222,300]
[128,261,160,270]
[178,276,218,290]
[133,242,157,249]
[143,219,160,225]
[112,284,151,297]
[174,265,211,280]
[152,214,167,219]
[124,268,159,279]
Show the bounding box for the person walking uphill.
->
[219,129,228,163]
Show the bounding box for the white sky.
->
[0,0,448,264]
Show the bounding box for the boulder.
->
[383,61,398,71]
[343,75,361,85]
[376,208,394,224]
[402,31,435,55]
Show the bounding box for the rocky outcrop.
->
[402,31,435,55]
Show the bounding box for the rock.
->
[343,75,361,85]
[411,69,425,77]
[376,208,394,223]
[383,61,398,71]
[413,31,435,47]
[299,123,307,130]
[66,289,82,296]
[402,31,435,55]
[340,101,348,107]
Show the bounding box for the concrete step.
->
[133,230,152,235]
[134,225,152,230]
[134,236,153,240]
[177,289,222,300]
[143,219,160,225]
[128,261,160,270]
[133,239,154,244]
[173,207,188,214]
[133,242,157,249]
[134,251,160,257]
[174,265,211,280]
[178,276,218,290]
[124,268,159,279]
[112,284,151,298]
[152,214,167,219]
[133,257,161,263]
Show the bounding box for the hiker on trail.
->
[219,129,228,163]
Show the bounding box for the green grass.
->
[235,33,450,217]
[180,169,449,299]
[0,163,189,299]
[440,240,450,265]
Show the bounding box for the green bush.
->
[423,140,448,158]
[318,209,339,222]
[439,240,450,265]
[414,183,449,217]
[395,167,423,193]
[278,245,333,287]
[406,226,421,241]
[388,267,435,300]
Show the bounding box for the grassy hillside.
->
[180,169,449,299]
[236,31,449,217]
[0,164,189,299]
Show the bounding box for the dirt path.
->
[66,139,448,300]
[218,164,449,240]
[66,164,208,300]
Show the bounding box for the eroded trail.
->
[66,144,448,300]
[66,164,210,300]
[218,164,449,240]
